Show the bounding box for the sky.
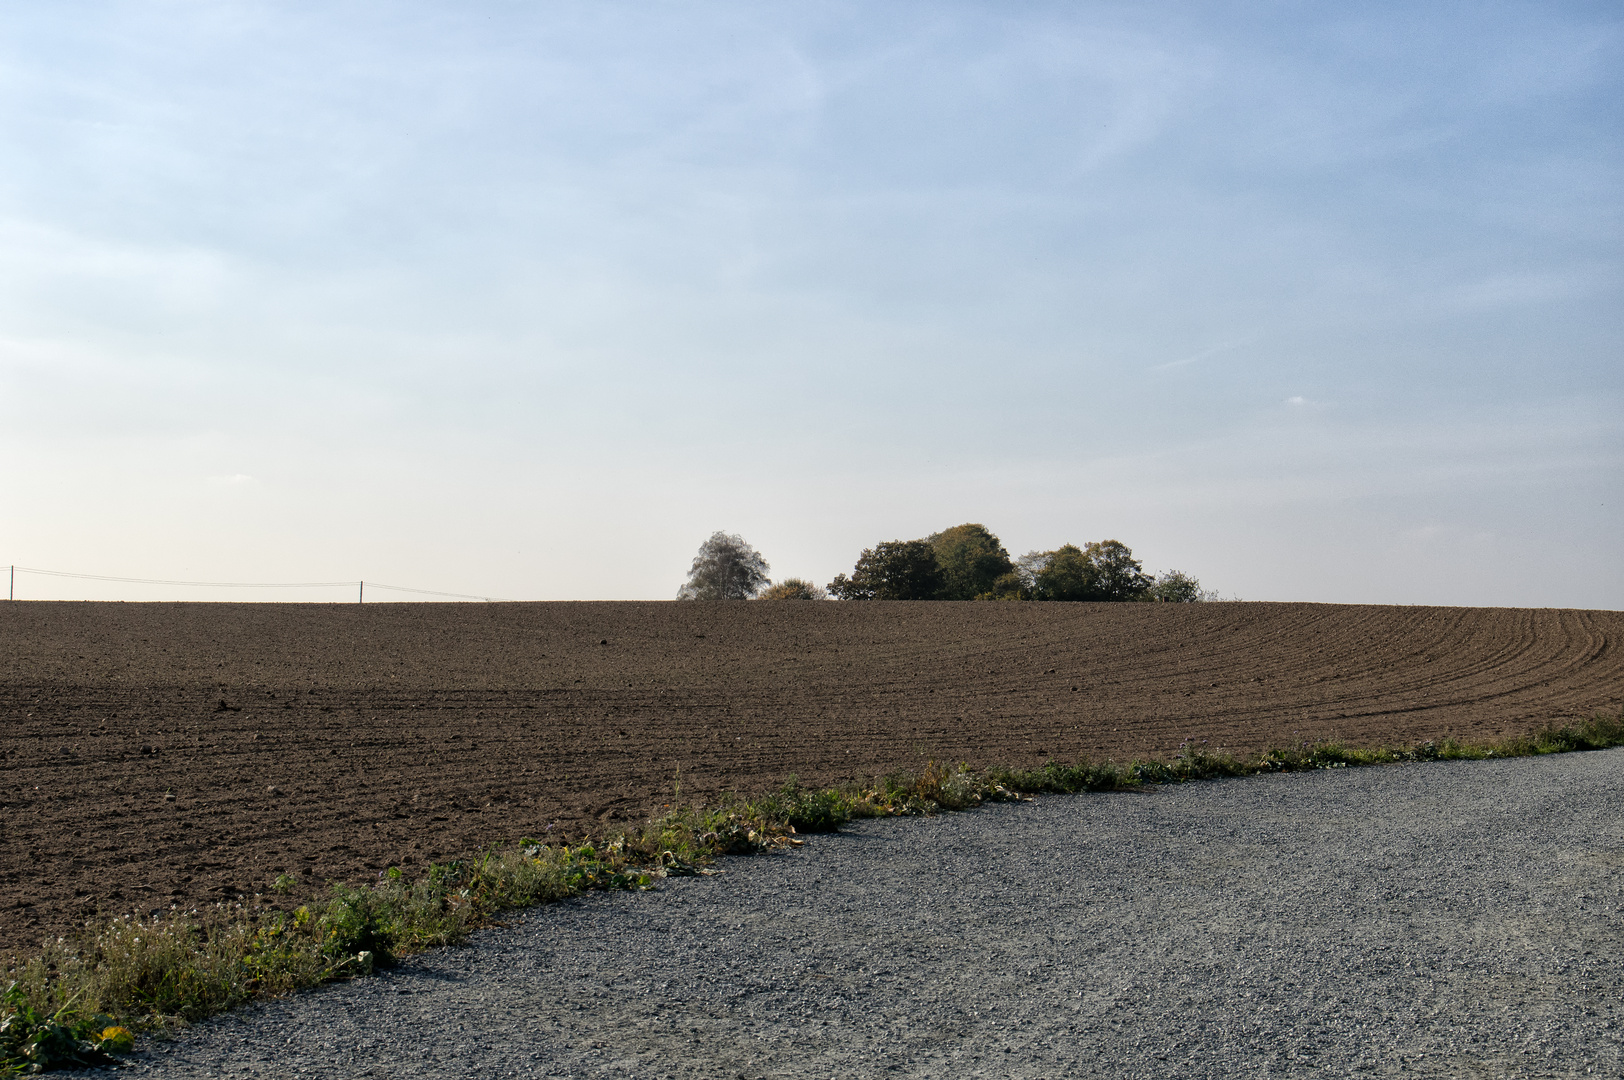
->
[1,0,1619,606]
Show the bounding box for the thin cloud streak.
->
[1152,339,1253,371]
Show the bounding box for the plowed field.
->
[3,600,1620,955]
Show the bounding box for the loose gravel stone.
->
[92,749,1621,1079]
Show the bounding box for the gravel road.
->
[92,749,1621,1079]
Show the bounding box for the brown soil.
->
[3,600,1620,955]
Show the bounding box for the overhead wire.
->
[5,566,512,602]
[12,566,354,588]
[357,581,512,602]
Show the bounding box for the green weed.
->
[1,982,133,1075]
[754,778,853,833]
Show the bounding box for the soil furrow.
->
[2,600,1621,956]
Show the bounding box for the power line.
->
[356,581,511,602]
[3,565,512,602]
[12,566,354,588]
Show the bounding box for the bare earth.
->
[2,600,1620,956]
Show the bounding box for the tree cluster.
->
[827,523,1209,602]
[675,525,1212,603]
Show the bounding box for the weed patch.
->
[3,712,1620,1073]
[0,794,812,1074]
[0,982,132,1075]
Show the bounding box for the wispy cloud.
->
[1152,339,1250,372]
[0,2,1615,605]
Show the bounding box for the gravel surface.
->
[94,749,1621,1079]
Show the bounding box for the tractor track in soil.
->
[2,600,1620,956]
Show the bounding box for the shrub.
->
[1144,570,1205,603]
[757,578,828,601]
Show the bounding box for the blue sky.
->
[2,1,1619,605]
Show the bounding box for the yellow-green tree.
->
[927,523,1017,601]
[757,578,828,600]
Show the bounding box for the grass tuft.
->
[3,710,1620,1073]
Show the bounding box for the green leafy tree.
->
[757,578,828,600]
[1026,539,1153,602]
[928,523,1017,601]
[1143,570,1205,603]
[828,540,945,600]
[676,532,770,600]
[1084,539,1153,601]
[1032,544,1098,600]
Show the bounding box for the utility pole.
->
[8,565,12,601]
[359,580,364,604]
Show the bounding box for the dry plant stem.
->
[3,711,1621,1074]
